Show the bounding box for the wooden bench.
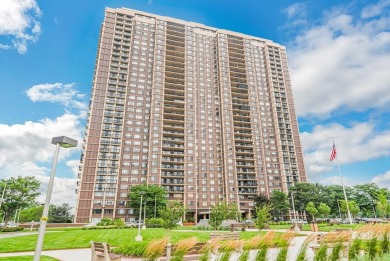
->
[210,232,240,240]
[230,223,247,231]
[91,241,121,261]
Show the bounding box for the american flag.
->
[330,142,337,161]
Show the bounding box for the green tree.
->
[226,202,240,221]
[253,193,270,208]
[318,203,331,218]
[0,176,40,227]
[270,190,289,221]
[339,200,360,218]
[306,202,318,222]
[128,184,167,218]
[255,204,272,230]
[375,189,389,218]
[19,205,43,223]
[209,201,227,229]
[159,200,186,231]
[209,201,240,229]
[289,183,328,211]
[352,183,382,217]
[48,203,73,223]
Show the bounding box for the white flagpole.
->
[332,138,353,225]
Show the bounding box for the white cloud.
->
[66,159,81,178]
[288,2,390,118]
[283,2,307,20]
[301,122,390,177]
[372,170,390,189]
[361,0,390,19]
[26,83,87,112]
[0,0,42,54]
[0,113,83,208]
[311,175,364,187]
[0,113,82,168]
[36,175,77,208]
[0,43,10,50]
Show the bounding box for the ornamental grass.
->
[143,237,168,261]
[171,237,198,261]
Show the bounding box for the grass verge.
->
[0,256,58,260]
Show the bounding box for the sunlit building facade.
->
[75,7,307,223]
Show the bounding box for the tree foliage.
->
[318,203,331,218]
[48,203,73,223]
[286,182,387,219]
[269,190,289,220]
[306,202,318,222]
[255,204,272,230]
[19,203,73,223]
[0,176,40,227]
[159,200,186,231]
[253,193,270,208]
[209,201,240,229]
[375,189,389,218]
[339,200,360,217]
[128,184,167,218]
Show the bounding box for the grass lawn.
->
[0,256,58,261]
[269,223,364,232]
[0,228,261,253]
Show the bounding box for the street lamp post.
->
[336,199,342,219]
[290,192,300,233]
[135,191,145,242]
[372,203,377,218]
[13,209,20,224]
[0,183,6,209]
[142,198,147,230]
[154,195,157,218]
[33,136,77,261]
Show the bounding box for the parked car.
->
[125,222,136,228]
[290,219,307,224]
[83,221,98,228]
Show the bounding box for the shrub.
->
[146,218,164,228]
[1,227,24,232]
[186,217,195,223]
[112,241,147,257]
[114,218,125,228]
[97,217,114,226]
[82,225,129,230]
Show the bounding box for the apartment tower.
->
[75,7,307,223]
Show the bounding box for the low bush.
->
[145,218,164,228]
[114,218,125,228]
[1,227,24,232]
[112,241,147,257]
[97,217,114,226]
[82,225,129,230]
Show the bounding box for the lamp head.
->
[52,136,78,148]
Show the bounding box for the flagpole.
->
[332,138,353,225]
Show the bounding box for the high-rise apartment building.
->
[75,7,307,223]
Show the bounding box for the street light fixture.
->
[135,191,145,242]
[0,183,6,209]
[142,198,147,230]
[33,136,77,261]
[290,191,300,233]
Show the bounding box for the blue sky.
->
[1,0,389,207]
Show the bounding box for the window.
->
[92,209,102,214]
